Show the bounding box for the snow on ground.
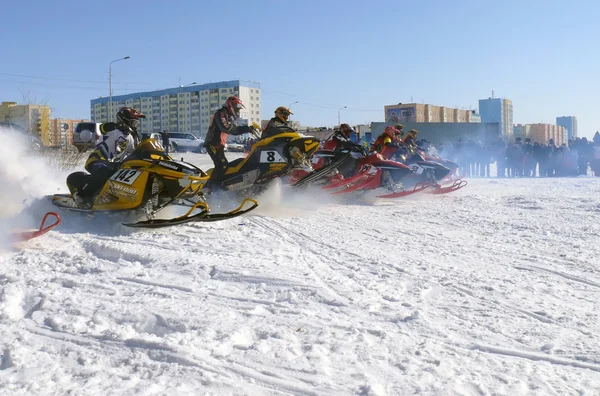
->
[1,139,600,395]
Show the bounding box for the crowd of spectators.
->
[435,131,600,177]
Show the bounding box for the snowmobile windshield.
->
[127,139,168,161]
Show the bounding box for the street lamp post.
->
[338,106,347,126]
[288,101,299,108]
[109,56,130,121]
[180,82,197,89]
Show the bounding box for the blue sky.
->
[2,0,599,138]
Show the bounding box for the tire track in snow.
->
[515,264,600,289]
[252,215,390,296]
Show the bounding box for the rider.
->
[403,129,419,148]
[203,95,253,192]
[261,106,295,139]
[68,107,145,208]
[322,123,356,151]
[370,125,403,155]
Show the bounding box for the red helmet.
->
[225,96,245,118]
[339,123,355,139]
[384,126,400,139]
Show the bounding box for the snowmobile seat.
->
[227,157,244,169]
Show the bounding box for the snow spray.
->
[0,126,69,246]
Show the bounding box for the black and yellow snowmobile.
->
[205,130,321,196]
[50,138,258,228]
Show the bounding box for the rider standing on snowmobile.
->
[68,107,145,207]
[204,96,253,192]
[322,123,356,151]
[261,106,295,139]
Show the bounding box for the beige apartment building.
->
[48,118,91,147]
[514,123,566,145]
[0,101,51,141]
[384,103,481,124]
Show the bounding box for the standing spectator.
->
[547,139,558,177]
[159,130,170,155]
[523,138,535,177]
[492,137,507,177]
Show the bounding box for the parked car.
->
[226,142,245,152]
[168,132,206,154]
[141,132,175,153]
[0,122,43,152]
[72,122,102,152]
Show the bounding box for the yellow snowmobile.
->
[50,138,258,228]
[205,128,321,196]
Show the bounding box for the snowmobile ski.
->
[429,179,468,195]
[122,198,259,228]
[376,181,432,199]
[12,212,61,242]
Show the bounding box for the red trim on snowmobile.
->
[429,179,468,195]
[331,168,383,195]
[323,165,375,189]
[13,212,61,242]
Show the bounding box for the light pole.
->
[180,82,197,88]
[109,56,130,121]
[288,101,299,108]
[337,106,347,126]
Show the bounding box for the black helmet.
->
[117,107,146,130]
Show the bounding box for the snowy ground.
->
[2,138,600,395]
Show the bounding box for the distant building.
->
[90,80,261,138]
[528,123,566,145]
[556,116,578,140]
[478,98,513,140]
[513,124,531,141]
[0,101,51,144]
[384,103,481,124]
[48,118,91,147]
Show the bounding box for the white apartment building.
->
[90,80,261,137]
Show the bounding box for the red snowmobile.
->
[291,141,466,197]
[291,143,431,198]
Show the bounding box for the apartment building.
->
[90,80,261,138]
[48,118,91,147]
[0,101,50,142]
[529,123,566,145]
[478,97,513,140]
[515,123,566,145]
[556,116,578,140]
[384,103,481,124]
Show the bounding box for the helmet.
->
[395,124,405,136]
[339,123,355,139]
[275,106,293,123]
[116,107,146,130]
[384,126,400,139]
[407,129,419,137]
[225,96,245,118]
